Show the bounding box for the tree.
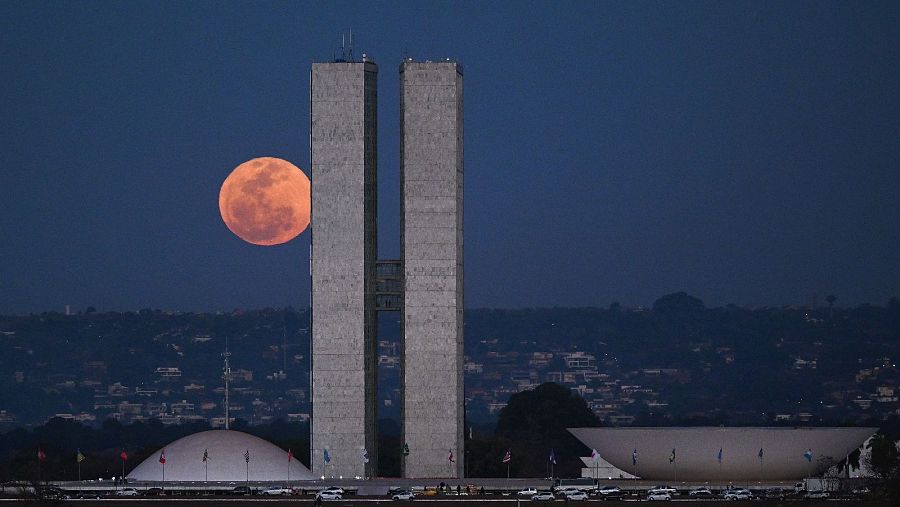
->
[866,433,899,479]
[491,383,600,478]
[652,292,705,315]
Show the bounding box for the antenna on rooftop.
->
[348,28,353,62]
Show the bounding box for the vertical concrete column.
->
[310,60,378,479]
[400,61,464,478]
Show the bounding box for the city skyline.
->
[2,1,899,314]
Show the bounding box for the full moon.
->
[219,157,310,246]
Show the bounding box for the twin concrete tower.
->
[309,57,464,479]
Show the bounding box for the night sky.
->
[2,1,898,314]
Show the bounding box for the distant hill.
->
[1,294,899,429]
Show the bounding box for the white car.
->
[689,487,713,498]
[322,486,345,495]
[262,486,291,495]
[649,485,677,494]
[115,488,139,496]
[597,485,622,496]
[565,490,589,501]
[518,487,539,497]
[316,490,343,501]
[392,490,415,501]
[532,491,556,501]
[647,492,671,501]
[724,489,752,500]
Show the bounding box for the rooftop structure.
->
[126,430,315,482]
[568,426,877,481]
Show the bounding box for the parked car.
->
[565,490,589,501]
[322,486,345,495]
[763,487,787,499]
[317,490,343,501]
[648,485,677,494]
[392,490,415,501]
[115,488,139,496]
[597,485,622,498]
[647,492,671,501]
[262,486,291,495]
[518,487,539,497]
[804,490,829,499]
[232,485,251,496]
[689,487,713,498]
[723,489,752,500]
[532,491,556,501]
[143,487,164,496]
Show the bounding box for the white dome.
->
[127,430,316,482]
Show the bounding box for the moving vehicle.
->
[262,486,291,495]
[231,486,251,496]
[554,478,595,493]
[317,490,343,501]
[115,488,139,496]
[532,491,556,501]
[597,485,623,499]
[322,486,345,495]
[723,489,752,500]
[647,492,671,501]
[144,487,164,496]
[518,487,539,497]
[565,490,589,501]
[688,487,713,498]
[392,490,415,501]
[763,487,787,499]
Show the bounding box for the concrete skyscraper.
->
[400,61,465,478]
[310,59,378,479]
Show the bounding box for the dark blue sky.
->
[2,1,898,314]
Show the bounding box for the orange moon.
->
[219,157,310,246]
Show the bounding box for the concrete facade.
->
[310,61,378,479]
[400,61,465,478]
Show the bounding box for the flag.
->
[804,449,813,462]
[202,449,209,462]
[362,449,369,464]
[448,449,455,463]
[244,449,250,463]
[401,443,410,457]
[287,449,293,462]
[717,448,722,464]
[590,449,600,464]
[77,449,85,463]
[669,448,676,464]
[502,449,511,464]
[37,449,46,461]
[550,449,557,465]
[632,449,637,466]
[758,448,764,460]
[120,450,128,461]
[324,449,331,464]
[158,449,166,465]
